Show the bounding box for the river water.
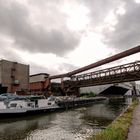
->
[0,97,130,140]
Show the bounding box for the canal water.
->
[0,98,130,140]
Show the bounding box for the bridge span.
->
[45,46,140,96]
[50,45,140,79]
[64,61,140,88]
[62,61,140,95]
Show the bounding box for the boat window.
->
[28,96,46,101]
[10,103,17,107]
[48,102,51,105]
[27,103,32,107]
[48,97,55,101]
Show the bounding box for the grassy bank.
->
[89,99,139,140]
[80,91,96,98]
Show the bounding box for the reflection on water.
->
[0,98,128,140]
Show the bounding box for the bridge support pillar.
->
[132,85,137,96]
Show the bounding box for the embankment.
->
[88,98,139,140]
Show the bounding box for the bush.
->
[81,91,96,97]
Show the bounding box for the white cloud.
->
[135,0,140,3]
[67,31,115,68]
[62,1,90,31]
[0,0,140,77]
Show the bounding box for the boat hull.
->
[0,106,61,118]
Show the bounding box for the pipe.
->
[50,45,140,79]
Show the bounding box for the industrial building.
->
[29,73,49,95]
[0,59,29,94]
[0,59,61,95]
[29,73,62,96]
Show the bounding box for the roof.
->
[30,73,49,77]
[0,59,29,66]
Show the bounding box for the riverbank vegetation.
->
[80,91,96,97]
[89,98,139,140]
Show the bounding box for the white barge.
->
[0,93,107,118]
[0,95,60,118]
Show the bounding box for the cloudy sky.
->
[0,0,140,76]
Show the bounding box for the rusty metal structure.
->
[45,45,140,95]
[50,45,140,79]
[64,61,140,88]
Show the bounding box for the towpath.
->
[127,103,140,140]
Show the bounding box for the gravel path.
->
[127,103,140,140]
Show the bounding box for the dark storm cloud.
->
[103,0,140,50]
[0,0,79,56]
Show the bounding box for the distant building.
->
[29,73,62,96]
[29,73,49,94]
[0,59,29,94]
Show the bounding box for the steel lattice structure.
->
[64,61,140,88]
[45,46,140,95]
[50,45,140,79]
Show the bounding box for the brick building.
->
[29,73,49,94]
[0,59,29,94]
[29,73,62,96]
